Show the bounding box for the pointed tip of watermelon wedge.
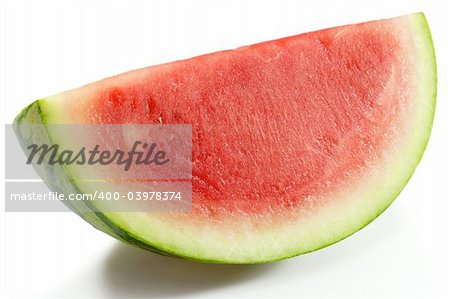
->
[13,13,437,264]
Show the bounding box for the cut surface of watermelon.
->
[14,13,436,263]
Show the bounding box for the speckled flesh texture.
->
[14,13,436,263]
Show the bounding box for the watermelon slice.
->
[14,13,436,263]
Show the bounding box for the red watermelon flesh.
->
[14,13,436,263]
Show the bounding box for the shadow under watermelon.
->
[101,242,279,297]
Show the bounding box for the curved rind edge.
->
[13,100,173,257]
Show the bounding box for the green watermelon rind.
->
[13,13,436,264]
[13,102,173,257]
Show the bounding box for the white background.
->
[1,0,449,298]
